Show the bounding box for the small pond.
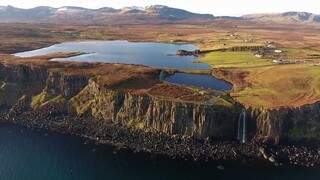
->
[165,73,232,91]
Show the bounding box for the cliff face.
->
[1,62,320,143]
[0,63,47,81]
[45,71,91,97]
[249,104,320,144]
[0,62,240,140]
[71,79,240,138]
[0,64,47,108]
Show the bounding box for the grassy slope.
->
[231,65,320,108]
[199,51,320,109]
[274,48,320,63]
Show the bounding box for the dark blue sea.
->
[0,123,319,180]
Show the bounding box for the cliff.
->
[0,59,240,140]
[249,105,320,144]
[0,63,47,108]
[212,68,320,144]
[71,78,239,138]
[1,57,320,145]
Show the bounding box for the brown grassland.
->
[0,53,217,104]
[1,20,320,109]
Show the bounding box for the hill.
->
[0,5,214,23]
[243,11,320,23]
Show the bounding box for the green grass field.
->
[195,51,272,68]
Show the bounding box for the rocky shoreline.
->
[1,108,320,168]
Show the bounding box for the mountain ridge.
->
[0,5,214,22]
[0,5,319,24]
[242,11,320,23]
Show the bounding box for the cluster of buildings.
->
[254,43,290,64]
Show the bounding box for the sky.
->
[0,0,319,16]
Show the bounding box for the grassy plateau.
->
[1,20,320,110]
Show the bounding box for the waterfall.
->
[237,111,241,140]
[242,109,247,143]
[159,70,165,81]
[237,109,247,143]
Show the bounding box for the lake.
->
[15,41,210,70]
[15,40,233,91]
[0,123,319,180]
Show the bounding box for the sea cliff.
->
[1,59,320,166]
[0,61,240,139]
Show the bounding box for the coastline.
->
[1,108,320,167]
[1,40,320,168]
